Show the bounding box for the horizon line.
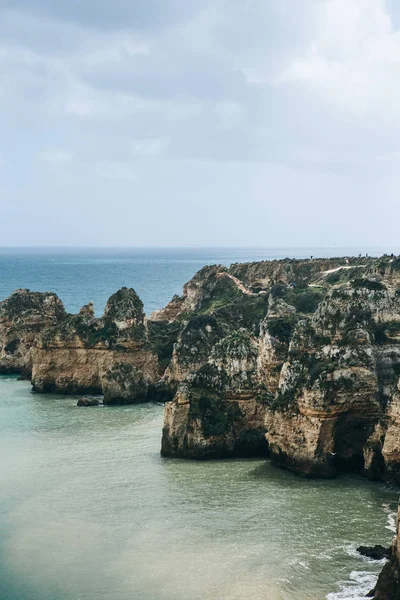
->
[0,245,397,250]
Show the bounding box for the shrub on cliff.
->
[189,395,242,437]
[268,316,297,343]
[351,279,386,291]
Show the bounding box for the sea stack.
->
[31,287,160,403]
[0,289,66,377]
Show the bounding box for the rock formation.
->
[4,255,400,470]
[159,256,400,477]
[266,272,400,480]
[160,259,345,459]
[3,257,400,596]
[31,287,160,403]
[77,397,100,407]
[0,288,66,376]
[357,545,391,561]
[373,504,400,599]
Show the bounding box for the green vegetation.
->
[270,388,298,412]
[4,338,20,354]
[148,320,181,370]
[211,328,257,361]
[268,316,297,343]
[270,283,286,299]
[104,287,144,323]
[351,279,386,291]
[189,394,243,437]
[391,258,400,271]
[319,375,354,403]
[385,321,400,337]
[256,383,274,405]
[283,286,324,314]
[326,271,341,284]
[393,363,400,377]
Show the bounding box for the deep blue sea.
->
[0,246,397,314]
[0,247,399,600]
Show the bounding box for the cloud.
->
[37,150,72,163]
[1,0,400,246]
[279,0,400,119]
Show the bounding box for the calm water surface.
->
[0,377,397,600]
[0,248,399,599]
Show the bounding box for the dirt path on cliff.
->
[217,272,259,296]
[322,265,366,275]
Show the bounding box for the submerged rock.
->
[77,397,100,407]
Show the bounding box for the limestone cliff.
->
[266,274,400,479]
[161,328,268,458]
[31,287,160,403]
[0,289,66,376]
[159,256,400,476]
[374,504,400,600]
[160,259,338,459]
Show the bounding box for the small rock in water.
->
[77,397,100,407]
[357,545,392,560]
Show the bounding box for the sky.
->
[1,0,400,247]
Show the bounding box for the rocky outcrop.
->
[159,256,400,474]
[357,545,391,560]
[31,287,160,403]
[373,505,400,599]
[266,278,400,478]
[160,261,334,459]
[161,328,269,458]
[0,289,66,376]
[5,255,400,472]
[77,397,100,407]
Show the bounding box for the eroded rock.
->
[77,397,100,407]
[0,289,66,376]
[31,288,160,403]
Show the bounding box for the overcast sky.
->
[1,0,400,247]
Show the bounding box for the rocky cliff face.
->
[374,504,400,600]
[0,289,66,376]
[4,256,400,469]
[159,256,400,476]
[266,275,400,479]
[160,259,345,459]
[31,287,160,403]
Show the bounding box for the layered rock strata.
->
[0,289,66,376]
[160,256,400,477]
[31,288,160,403]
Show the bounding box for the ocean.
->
[0,247,398,600]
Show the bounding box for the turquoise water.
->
[0,247,399,600]
[0,377,397,600]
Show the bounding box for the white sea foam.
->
[343,544,386,564]
[326,570,378,600]
[382,502,397,533]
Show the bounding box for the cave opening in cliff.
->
[332,415,374,474]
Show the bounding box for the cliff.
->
[2,256,400,596]
[0,288,66,376]
[160,258,358,459]
[4,255,400,465]
[265,278,400,478]
[374,503,400,599]
[31,287,160,403]
[158,256,400,478]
